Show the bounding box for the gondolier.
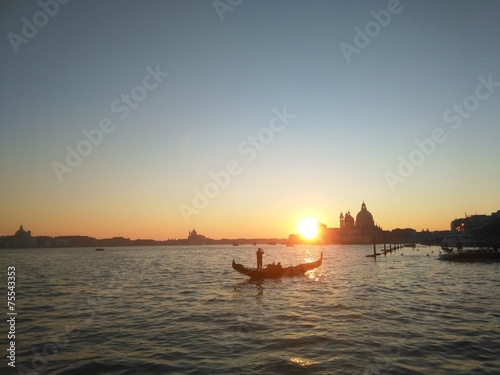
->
[256,248,264,271]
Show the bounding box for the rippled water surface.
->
[1,245,499,374]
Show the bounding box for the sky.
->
[1,0,500,240]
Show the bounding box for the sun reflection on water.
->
[306,269,322,281]
[290,356,318,366]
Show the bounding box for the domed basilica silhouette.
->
[321,201,383,244]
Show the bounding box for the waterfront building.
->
[319,202,383,244]
[450,210,500,244]
[187,228,207,245]
[0,224,37,248]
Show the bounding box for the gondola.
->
[232,252,323,279]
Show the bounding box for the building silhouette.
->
[0,224,37,248]
[187,228,207,245]
[319,201,383,244]
[450,210,500,245]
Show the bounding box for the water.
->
[1,245,499,374]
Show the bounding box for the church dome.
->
[344,211,355,227]
[15,225,26,237]
[356,202,374,230]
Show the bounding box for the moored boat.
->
[438,246,500,262]
[232,252,323,279]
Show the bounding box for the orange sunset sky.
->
[1,1,499,240]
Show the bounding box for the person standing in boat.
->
[256,248,264,271]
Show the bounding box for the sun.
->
[297,217,319,240]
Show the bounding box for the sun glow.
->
[297,217,319,240]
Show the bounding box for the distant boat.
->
[232,242,239,246]
[232,252,323,279]
[95,248,105,251]
[253,242,257,246]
